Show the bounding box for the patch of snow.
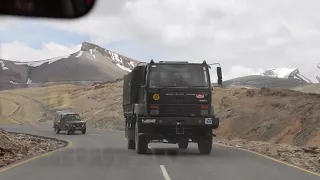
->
[116,64,132,72]
[26,78,32,84]
[89,49,96,59]
[9,81,19,84]
[106,50,136,71]
[75,51,83,58]
[14,55,70,67]
[0,60,9,70]
[261,68,297,78]
[108,50,122,63]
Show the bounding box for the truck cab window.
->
[148,64,209,88]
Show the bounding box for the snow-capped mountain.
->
[261,68,312,83]
[0,42,139,90]
[76,42,138,72]
[222,67,312,89]
[261,68,297,78]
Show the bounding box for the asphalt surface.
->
[0,124,319,180]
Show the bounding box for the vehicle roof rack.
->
[158,61,189,63]
[136,62,147,67]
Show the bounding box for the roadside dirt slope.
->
[213,87,320,147]
[1,82,320,148]
[0,81,124,130]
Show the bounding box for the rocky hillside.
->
[213,87,320,147]
[5,80,319,149]
[0,42,139,90]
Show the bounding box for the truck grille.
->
[160,105,200,117]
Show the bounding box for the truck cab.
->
[123,60,222,154]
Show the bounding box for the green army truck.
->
[122,60,222,154]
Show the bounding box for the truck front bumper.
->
[139,116,219,129]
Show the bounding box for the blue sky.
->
[0,20,164,61]
[0,22,89,49]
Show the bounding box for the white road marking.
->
[88,133,101,136]
[3,127,19,129]
[160,165,172,180]
[148,146,155,153]
[40,128,52,131]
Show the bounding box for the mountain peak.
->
[77,42,137,72]
[80,41,103,51]
[261,68,312,83]
[261,68,298,78]
[0,41,139,90]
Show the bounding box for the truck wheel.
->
[178,138,189,149]
[54,126,60,134]
[135,123,148,154]
[82,129,86,134]
[197,135,212,154]
[65,127,71,135]
[127,139,135,150]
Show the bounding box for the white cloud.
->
[0,17,21,30]
[0,41,81,61]
[2,0,320,81]
[210,65,264,81]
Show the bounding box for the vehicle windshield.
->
[62,114,81,121]
[148,64,209,88]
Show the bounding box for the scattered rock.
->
[302,147,319,154]
[216,138,320,173]
[0,129,65,167]
[0,160,5,167]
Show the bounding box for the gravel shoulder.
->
[0,129,67,168]
[217,138,320,173]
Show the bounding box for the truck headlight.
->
[200,109,209,116]
[150,109,159,115]
[200,105,209,116]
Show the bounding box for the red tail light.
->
[150,105,159,109]
[201,105,209,109]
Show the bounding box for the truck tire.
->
[54,126,60,134]
[135,123,148,154]
[127,139,135,149]
[65,127,71,135]
[197,135,212,154]
[82,129,86,134]
[178,138,189,149]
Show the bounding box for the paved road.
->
[0,124,319,180]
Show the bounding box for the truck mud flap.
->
[212,117,219,129]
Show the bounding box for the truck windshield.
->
[148,64,209,88]
[62,114,81,121]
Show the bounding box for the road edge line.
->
[160,165,172,180]
[0,134,72,173]
[214,142,320,177]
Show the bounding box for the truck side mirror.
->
[217,67,223,86]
